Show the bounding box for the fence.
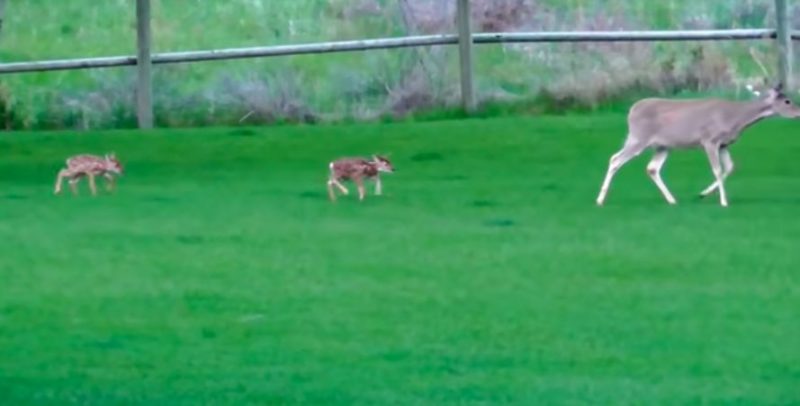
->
[0,0,796,129]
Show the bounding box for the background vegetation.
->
[0,0,798,129]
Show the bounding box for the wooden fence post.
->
[776,0,793,89]
[136,0,153,129]
[0,0,7,38]
[457,0,475,113]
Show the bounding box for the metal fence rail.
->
[0,0,795,128]
[0,29,787,75]
[0,34,458,74]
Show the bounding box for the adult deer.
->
[596,83,800,207]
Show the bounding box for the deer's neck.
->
[364,162,379,177]
[732,99,774,135]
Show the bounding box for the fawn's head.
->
[372,155,394,173]
[104,153,124,174]
[758,83,800,118]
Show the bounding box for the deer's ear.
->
[765,88,780,101]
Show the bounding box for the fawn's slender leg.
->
[333,180,348,194]
[88,173,98,196]
[54,169,68,195]
[104,173,116,192]
[329,164,348,195]
[327,180,337,202]
[69,178,80,195]
[374,176,382,196]
[355,178,366,201]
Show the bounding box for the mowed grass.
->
[1,115,799,405]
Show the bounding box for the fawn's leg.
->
[54,169,68,195]
[355,178,366,201]
[104,173,116,192]
[333,180,348,194]
[329,164,348,195]
[69,178,80,195]
[327,179,338,202]
[374,176,382,196]
[88,174,98,196]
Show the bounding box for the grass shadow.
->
[299,191,326,199]
[483,218,517,228]
[471,200,497,208]
[410,152,445,162]
[176,235,205,245]
[4,194,28,200]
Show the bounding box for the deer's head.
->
[372,155,394,173]
[104,153,124,175]
[764,83,800,118]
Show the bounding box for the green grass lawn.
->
[1,115,799,404]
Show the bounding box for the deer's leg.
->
[596,139,646,206]
[69,178,80,196]
[327,179,338,202]
[700,147,734,197]
[374,176,382,196]
[646,148,677,205]
[104,173,116,192]
[54,169,68,195]
[703,144,728,207]
[88,173,98,196]
[333,180,348,195]
[355,178,366,201]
